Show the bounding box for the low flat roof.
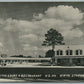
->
[0,57,51,60]
[1,56,84,60]
[55,56,84,58]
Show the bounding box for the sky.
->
[0,2,84,57]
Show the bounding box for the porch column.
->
[69,58,73,65]
[80,58,84,65]
[55,58,58,65]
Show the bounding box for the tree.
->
[42,28,65,57]
[39,55,43,58]
[45,49,55,57]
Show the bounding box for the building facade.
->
[53,45,84,66]
[54,45,84,56]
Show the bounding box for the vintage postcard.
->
[0,2,84,82]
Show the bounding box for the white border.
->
[0,0,83,2]
[0,1,84,84]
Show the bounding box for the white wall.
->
[54,45,84,56]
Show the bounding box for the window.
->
[70,50,73,55]
[66,50,68,55]
[80,50,82,55]
[66,50,73,55]
[60,50,63,55]
[76,50,79,55]
[57,51,59,55]
[76,49,83,55]
[57,50,63,55]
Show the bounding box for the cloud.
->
[0,42,3,47]
[20,34,39,46]
[0,5,84,56]
[33,5,84,39]
[33,13,44,20]
[63,28,83,39]
[45,5,83,21]
[23,44,38,51]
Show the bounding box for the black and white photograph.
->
[1,2,84,82]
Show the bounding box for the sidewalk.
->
[0,78,26,82]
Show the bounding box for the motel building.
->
[53,45,84,66]
[0,45,84,66]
